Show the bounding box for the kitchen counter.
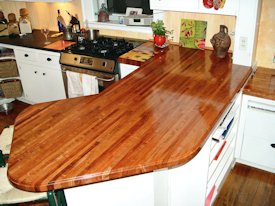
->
[8,44,252,192]
[0,30,74,52]
[118,41,167,66]
[243,67,275,101]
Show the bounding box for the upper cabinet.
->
[150,0,199,13]
[150,0,239,16]
[0,0,71,2]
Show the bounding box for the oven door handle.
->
[96,77,115,82]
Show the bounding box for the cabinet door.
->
[17,63,45,103]
[18,62,66,103]
[241,100,275,171]
[40,67,66,102]
[150,0,199,12]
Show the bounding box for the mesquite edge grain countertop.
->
[8,43,252,192]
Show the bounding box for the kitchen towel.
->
[82,74,99,96]
[66,71,99,98]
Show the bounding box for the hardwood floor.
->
[0,100,29,132]
[1,100,274,206]
[214,163,275,206]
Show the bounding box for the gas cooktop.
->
[66,37,134,60]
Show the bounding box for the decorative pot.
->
[210,25,231,58]
[154,35,166,47]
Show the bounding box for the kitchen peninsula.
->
[7,43,252,205]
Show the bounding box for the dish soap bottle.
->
[19,8,32,34]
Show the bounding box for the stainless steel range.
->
[60,37,134,97]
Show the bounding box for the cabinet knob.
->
[43,73,46,76]
[47,58,52,61]
[34,71,37,74]
[271,144,275,148]
[24,54,29,57]
[74,57,78,61]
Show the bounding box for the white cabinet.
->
[18,63,65,103]
[150,0,238,16]
[14,48,66,104]
[236,95,275,173]
[150,0,199,13]
[1,0,71,2]
[119,63,139,79]
[205,93,241,205]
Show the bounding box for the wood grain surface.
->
[118,41,169,66]
[243,67,275,101]
[8,43,251,192]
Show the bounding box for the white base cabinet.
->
[65,135,211,206]
[14,48,66,104]
[18,62,66,103]
[236,95,275,173]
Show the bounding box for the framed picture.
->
[126,7,143,16]
[179,19,207,50]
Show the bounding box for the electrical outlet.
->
[239,36,248,51]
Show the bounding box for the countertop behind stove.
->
[0,30,68,52]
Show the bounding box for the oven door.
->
[61,65,119,98]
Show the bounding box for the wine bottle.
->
[57,10,63,32]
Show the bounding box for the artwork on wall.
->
[203,0,227,10]
[179,19,207,50]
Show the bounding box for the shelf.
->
[87,21,153,34]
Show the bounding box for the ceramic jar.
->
[210,25,231,58]
[98,3,109,22]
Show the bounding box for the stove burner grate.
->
[68,37,134,59]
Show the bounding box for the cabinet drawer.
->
[40,53,60,67]
[207,146,234,196]
[14,49,37,62]
[241,136,275,170]
[208,131,235,181]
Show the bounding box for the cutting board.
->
[44,40,76,51]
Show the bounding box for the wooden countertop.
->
[118,41,167,66]
[8,43,252,192]
[243,67,275,101]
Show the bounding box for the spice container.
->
[7,13,20,35]
[19,8,32,34]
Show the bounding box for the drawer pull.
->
[212,138,219,142]
[271,144,275,148]
[47,58,52,61]
[34,71,37,74]
[214,141,227,160]
[43,73,46,76]
[205,185,216,206]
[24,54,29,57]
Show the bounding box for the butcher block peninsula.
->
[8,43,251,205]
